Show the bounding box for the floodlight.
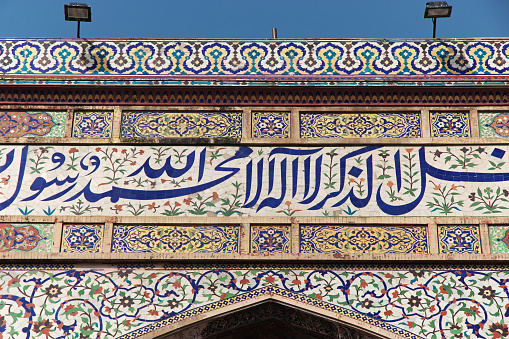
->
[64,3,91,38]
[424,2,452,38]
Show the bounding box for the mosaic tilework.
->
[300,113,421,138]
[2,87,509,105]
[251,226,291,253]
[252,112,290,138]
[1,264,509,339]
[438,225,481,254]
[61,224,104,253]
[479,112,509,138]
[1,145,509,217]
[2,39,509,81]
[488,225,509,253]
[300,226,428,254]
[72,111,113,138]
[0,111,65,137]
[430,112,471,138]
[112,225,239,253]
[0,224,53,252]
[120,111,242,138]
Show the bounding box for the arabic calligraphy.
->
[0,144,508,217]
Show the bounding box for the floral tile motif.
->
[0,111,66,137]
[112,225,239,253]
[2,264,509,339]
[252,112,290,138]
[300,113,421,138]
[72,111,113,138]
[121,112,242,138]
[251,226,291,253]
[61,224,104,253]
[0,224,53,252]
[300,226,428,254]
[438,225,480,254]
[430,112,471,138]
[479,112,509,138]
[489,225,509,253]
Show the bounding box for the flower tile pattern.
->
[0,224,53,252]
[252,112,290,138]
[121,111,242,138]
[430,112,471,138]
[2,40,509,81]
[0,111,65,137]
[61,224,104,253]
[0,264,508,338]
[479,112,509,138]
[488,225,509,253]
[112,225,239,253]
[300,226,428,254]
[0,145,508,217]
[251,226,291,253]
[438,225,481,254]
[300,113,421,138]
[72,111,113,138]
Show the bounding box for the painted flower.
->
[117,269,133,278]
[449,324,463,338]
[469,193,476,201]
[405,148,413,153]
[409,270,425,278]
[45,284,62,298]
[121,149,127,154]
[139,150,145,155]
[387,181,394,188]
[32,320,52,334]
[489,322,509,338]
[95,147,101,152]
[361,298,373,309]
[183,197,192,205]
[168,298,180,309]
[119,296,134,308]
[408,295,421,307]
[478,286,496,300]
[69,147,79,154]
[208,285,218,293]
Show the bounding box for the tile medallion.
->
[112,225,239,253]
[72,111,114,138]
[300,226,428,254]
[300,113,421,138]
[0,111,66,137]
[488,225,509,253]
[438,225,481,254]
[252,112,290,138]
[251,226,291,253]
[2,264,509,339]
[120,111,242,138]
[479,112,509,138]
[0,224,53,252]
[430,112,471,138]
[61,224,104,253]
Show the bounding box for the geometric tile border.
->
[438,225,481,254]
[61,224,104,253]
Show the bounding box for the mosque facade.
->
[1,38,509,338]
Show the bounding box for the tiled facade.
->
[3,37,509,338]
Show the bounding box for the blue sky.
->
[0,0,507,39]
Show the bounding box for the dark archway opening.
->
[158,301,382,339]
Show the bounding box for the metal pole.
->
[272,28,278,39]
[432,18,436,39]
[77,21,81,39]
